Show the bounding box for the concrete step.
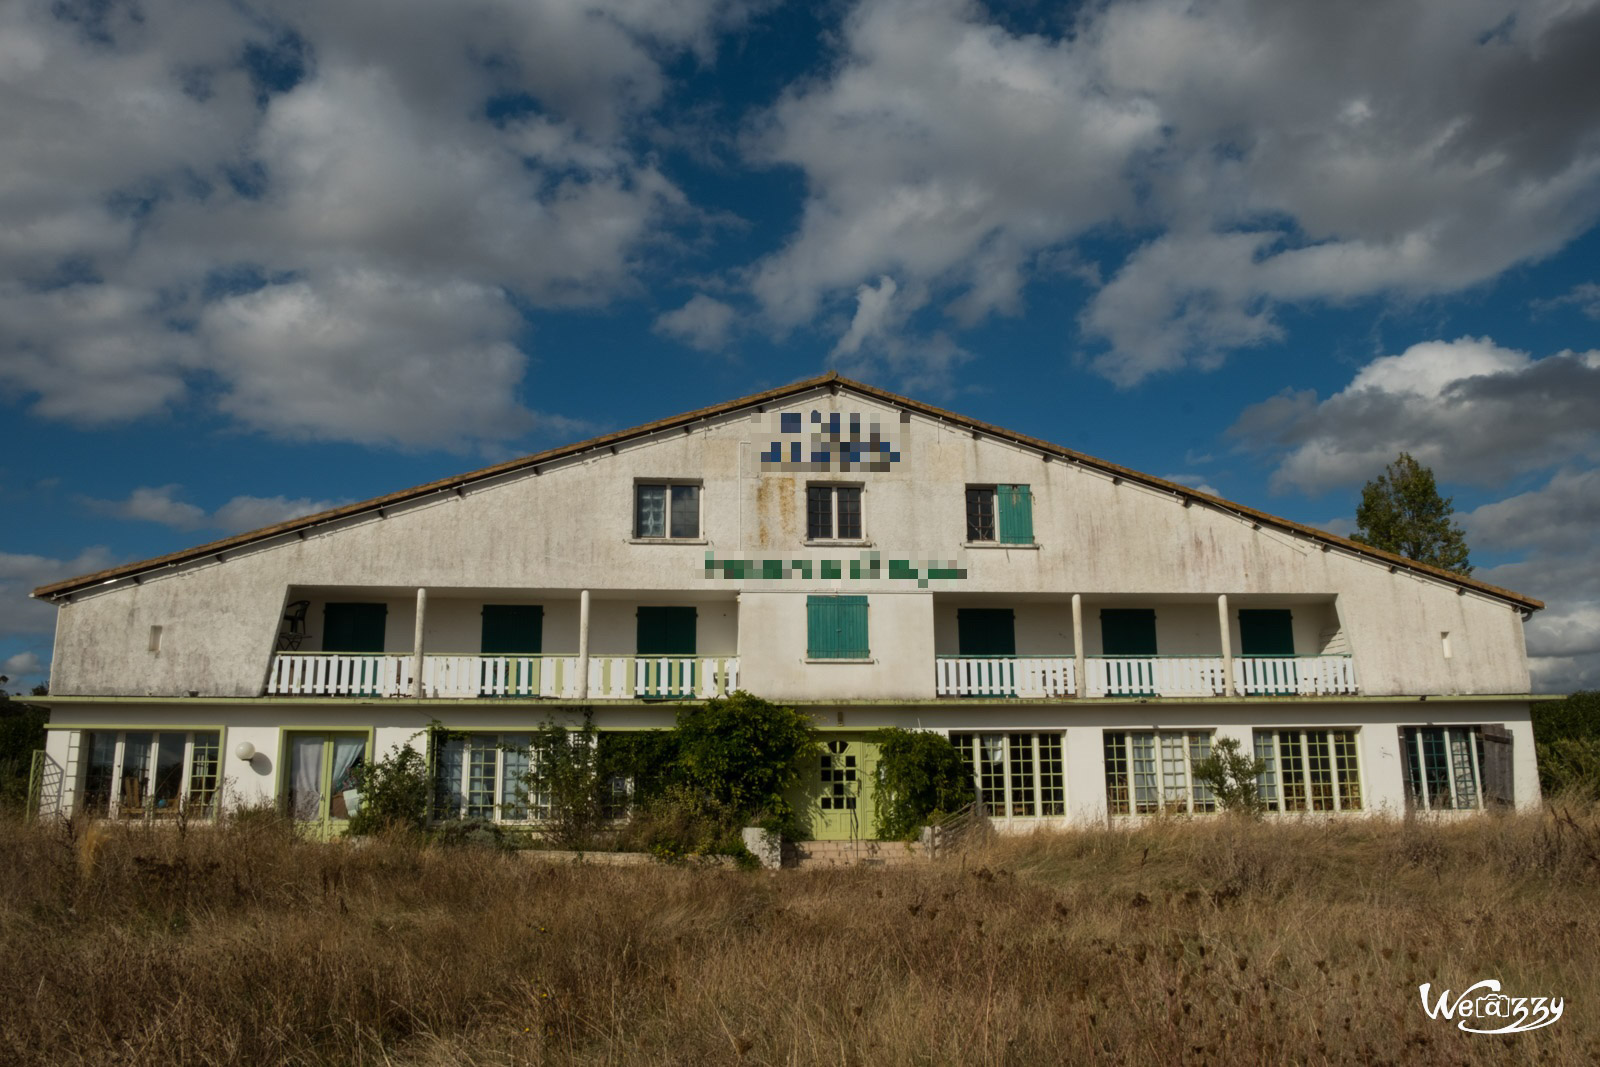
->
[790,839,929,869]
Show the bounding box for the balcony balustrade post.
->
[1217,593,1235,697]
[1071,594,1085,698]
[577,589,591,699]
[412,588,427,699]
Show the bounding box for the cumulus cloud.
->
[1230,338,1600,494]
[0,0,743,447]
[0,546,117,639]
[654,294,738,352]
[3,651,44,678]
[1533,281,1600,320]
[83,485,345,533]
[746,0,1600,383]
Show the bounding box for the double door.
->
[286,732,368,832]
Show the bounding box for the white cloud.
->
[1533,281,1600,320]
[1230,338,1600,494]
[745,0,1600,384]
[654,294,738,352]
[1161,473,1220,498]
[82,486,345,533]
[832,276,901,358]
[0,0,740,446]
[0,546,117,639]
[2,651,44,678]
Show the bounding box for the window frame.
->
[78,729,222,820]
[632,480,703,541]
[952,732,1067,818]
[964,484,1035,546]
[1399,725,1487,811]
[432,731,542,824]
[804,482,867,543]
[1253,728,1363,813]
[1103,729,1217,816]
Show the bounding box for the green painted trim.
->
[46,722,229,731]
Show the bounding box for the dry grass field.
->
[3,808,1598,1066]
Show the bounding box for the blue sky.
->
[4,0,1599,693]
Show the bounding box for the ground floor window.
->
[1104,730,1215,815]
[79,730,221,819]
[1254,729,1362,812]
[951,732,1066,817]
[1399,726,1488,810]
[432,733,540,822]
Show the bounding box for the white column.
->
[577,589,591,699]
[1217,593,1235,697]
[411,588,427,699]
[1071,593,1085,698]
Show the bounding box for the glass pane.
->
[329,737,365,821]
[669,484,699,538]
[1160,733,1188,813]
[1131,733,1159,814]
[977,734,1005,811]
[1254,732,1279,811]
[82,732,117,817]
[1104,732,1130,815]
[635,485,666,538]
[433,736,464,820]
[467,736,497,819]
[807,486,832,539]
[1188,733,1214,813]
[1448,728,1480,810]
[501,734,530,820]
[836,487,862,539]
[1007,733,1035,816]
[965,488,995,541]
[188,732,220,817]
[1279,730,1307,812]
[1333,731,1362,810]
[151,732,186,817]
[290,736,325,821]
[120,732,153,818]
[1420,728,1451,810]
[1306,731,1334,811]
[1038,734,1065,816]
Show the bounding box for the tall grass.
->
[3,807,1598,1064]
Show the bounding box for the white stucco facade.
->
[32,376,1542,833]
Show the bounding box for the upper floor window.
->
[635,482,700,539]
[966,484,1033,544]
[807,484,862,540]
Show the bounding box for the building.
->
[30,373,1543,837]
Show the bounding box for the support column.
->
[412,588,427,699]
[1217,593,1235,698]
[1071,594,1085,698]
[577,589,591,699]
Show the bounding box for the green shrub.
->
[871,728,974,840]
[1538,737,1600,801]
[346,743,431,836]
[672,692,819,835]
[520,716,611,849]
[1191,737,1266,815]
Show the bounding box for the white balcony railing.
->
[1085,656,1229,697]
[266,653,739,700]
[1234,655,1356,696]
[934,656,1076,697]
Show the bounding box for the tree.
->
[871,728,975,840]
[1191,737,1267,815]
[1351,452,1472,575]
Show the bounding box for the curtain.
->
[291,736,323,820]
[331,737,365,818]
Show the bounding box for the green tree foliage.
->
[1191,737,1267,815]
[0,692,48,812]
[1351,452,1472,574]
[346,742,431,836]
[1533,691,1600,799]
[672,691,819,834]
[521,716,612,849]
[870,728,975,839]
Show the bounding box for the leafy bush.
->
[0,696,46,813]
[672,691,819,836]
[1191,737,1266,815]
[346,743,431,836]
[521,716,610,849]
[1533,692,1600,798]
[871,728,974,839]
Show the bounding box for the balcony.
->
[266,653,740,700]
[933,654,1355,699]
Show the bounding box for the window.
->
[79,730,221,819]
[1104,730,1216,815]
[807,595,869,659]
[634,482,700,539]
[806,484,862,540]
[952,733,1066,817]
[433,732,540,822]
[1397,726,1514,811]
[965,484,1033,544]
[1254,729,1362,812]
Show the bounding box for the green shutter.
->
[1237,609,1294,656]
[481,605,543,655]
[323,602,387,652]
[957,609,1016,656]
[636,606,697,655]
[1100,609,1157,655]
[808,595,869,659]
[997,484,1034,544]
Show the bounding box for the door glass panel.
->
[121,732,153,817]
[82,732,117,817]
[329,737,366,821]
[290,736,325,821]
[151,732,186,816]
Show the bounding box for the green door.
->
[803,735,879,840]
[1238,609,1296,694]
[482,605,542,696]
[1100,608,1157,695]
[322,602,387,695]
[957,609,1016,656]
[286,732,368,836]
[637,606,697,697]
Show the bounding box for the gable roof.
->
[31,372,1543,610]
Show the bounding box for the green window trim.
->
[807,595,870,659]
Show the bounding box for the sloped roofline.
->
[31,372,1543,610]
